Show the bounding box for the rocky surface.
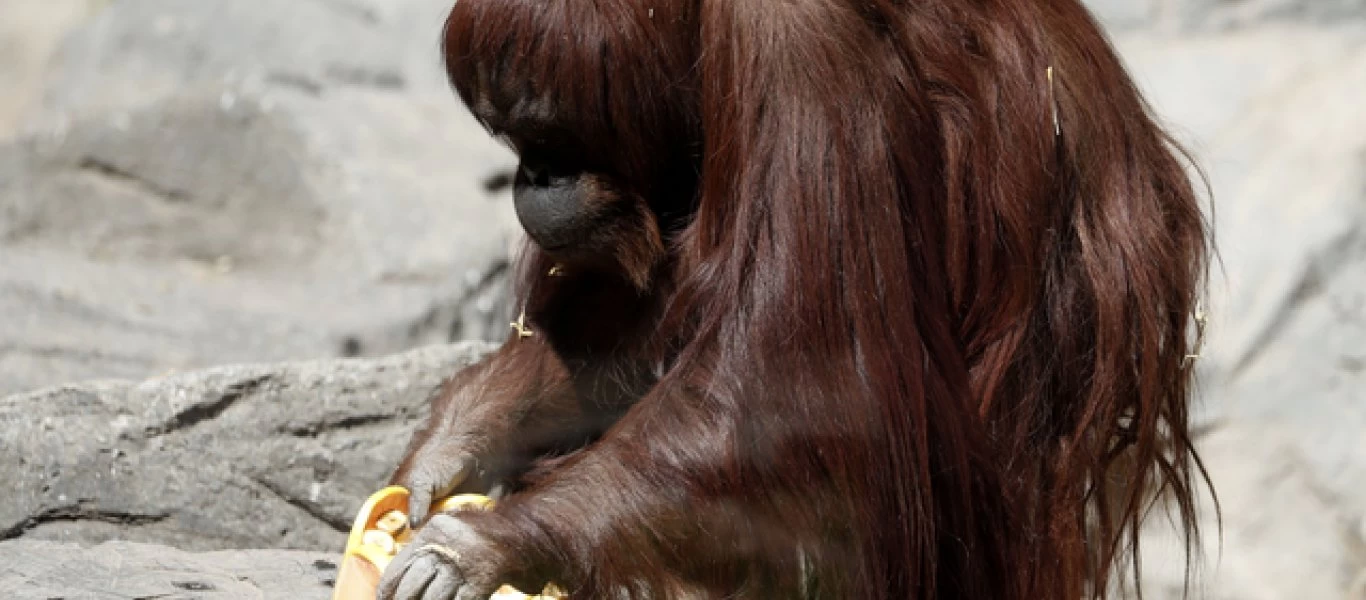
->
[0,540,337,599]
[1099,12,1366,600]
[0,1,97,136]
[0,342,491,552]
[1088,0,1366,31]
[1,0,1364,598]
[0,0,522,396]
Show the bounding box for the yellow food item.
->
[375,510,409,535]
[334,486,566,600]
[361,530,397,554]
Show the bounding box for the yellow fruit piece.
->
[337,487,568,600]
[376,510,409,535]
[362,530,396,555]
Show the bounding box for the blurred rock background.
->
[1085,2,1366,598]
[1,0,1363,598]
[0,0,522,397]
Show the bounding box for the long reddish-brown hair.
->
[443,0,1211,597]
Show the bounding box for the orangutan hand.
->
[376,513,510,600]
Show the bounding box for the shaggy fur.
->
[383,1,1213,598]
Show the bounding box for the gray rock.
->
[1136,423,1366,599]
[1169,0,1366,31]
[1114,21,1366,481]
[1110,22,1366,598]
[0,0,523,395]
[0,341,493,551]
[1084,0,1366,31]
[0,0,99,138]
[28,0,461,120]
[3,93,327,266]
[1084,0,1160,30]
[0,540,336,599]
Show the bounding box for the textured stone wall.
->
[1085,2,1366,598]
[0,0,522,396]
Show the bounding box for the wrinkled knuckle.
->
[399,469,427,489]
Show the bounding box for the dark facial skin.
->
[512,159,592,253]
[507,148,684,289]
[467,87,699,286]
[511,158,643,266]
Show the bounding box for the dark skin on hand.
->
[380,1,1214,599]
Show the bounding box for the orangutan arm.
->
[387,337,584,526]
[389,263,666,527]
[378,383,837,600]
